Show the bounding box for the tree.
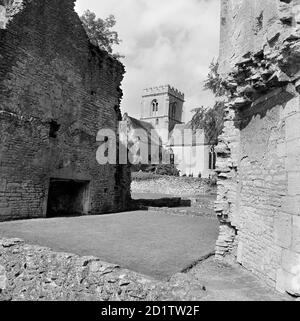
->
[190,102,225,146]
[190,60,225,145]
[80,10,123,59]
[204,60,225,97]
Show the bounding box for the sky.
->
[75,0,220,122]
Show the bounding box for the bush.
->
[131,172,161,181]
[131,164,179,176]
[154,164,180,176]
[208,172,218,186]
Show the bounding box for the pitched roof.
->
[122,113,160,145]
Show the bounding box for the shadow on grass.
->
[45,197,192,219]
[131,197,191,210]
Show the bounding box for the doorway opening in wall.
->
[46,178,90,217]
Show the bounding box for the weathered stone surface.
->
[292,216,300,253]
[0,0,131,220]
[274,212,292,249]
[282,249,300,274]
[277,252,300,296]
[0,265,7,291]
[215,0,300,297]
[0,237,208,301]
[131,175,216,197]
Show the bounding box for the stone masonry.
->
[0,0,131,220]
[131,175,215,197]
[215,0,300,296]
[0,237,212,301]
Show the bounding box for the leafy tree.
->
[190,60,225,145]
[204,60,225,97]
[80,10,123,59]
[190,102,225,146]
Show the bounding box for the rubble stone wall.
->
[131,175,216,197]
[0,0,131,220]
[216,0,300,296]
[0,237,161,301]
[0,237,208,301]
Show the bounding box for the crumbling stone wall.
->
[215,0,300,296]
[0,237,161,301]
[0,0,131,220]
[131,175,216,197]
[0,237,208,301]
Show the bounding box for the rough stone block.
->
[276,268,300,297]
[276,142,286,158]
[282,97,300,118]
[0,178,7,191]
[276,268,287,293]
[282,195,300,215]
[237,241,244,264]
[0,207,12,216]
[0,6,7,29]
[292,216,300,254]
[286,139,300,171]
[288,172,300,196]
[278,1,294,23]
[282,249,300,275]
[286,113,300,141]
[0,265,7,290]
[274,212,292,248]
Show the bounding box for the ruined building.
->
[0,0,131,220]
[215,0,300,296]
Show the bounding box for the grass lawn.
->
[0,211,218,280]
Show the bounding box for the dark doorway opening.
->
[47,179,90,217]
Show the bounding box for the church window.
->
[156,118,159,125]
[170,153,175,165]
[152,99,158,113]
[171,102,177,118]
[209,146,216,170]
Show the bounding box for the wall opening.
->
[49,120,60,138]
[46,178,90,217]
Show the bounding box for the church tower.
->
[140,85,184,145]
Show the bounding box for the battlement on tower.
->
[142,85,185,101]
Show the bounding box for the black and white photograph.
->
[0,0,299,310]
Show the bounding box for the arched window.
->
[155,118,159,125]
[209,146,216,170]
[151,99,158,113]
[171,102,177,118]
[170,150,175,165]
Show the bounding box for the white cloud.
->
[75,0,220,121]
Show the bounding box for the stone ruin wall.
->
[0,0,131,221]
[0,237,209,301]
[131,175,215,197]
[215,0,300,296]
[0,237,165,301]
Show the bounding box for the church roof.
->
[122,113,160,145]
[123,113,154,133]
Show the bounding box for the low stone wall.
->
[131,176,216,197]
[0,237,207,301]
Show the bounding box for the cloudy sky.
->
[75,0,220,122]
